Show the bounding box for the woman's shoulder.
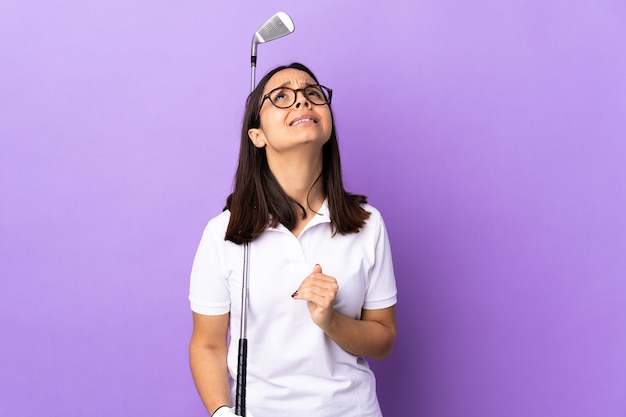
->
[362,202,383,221]
[359,202,387,232]
[211,209,232,222]
[202,209,232,236]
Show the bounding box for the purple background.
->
[1,1,625,416]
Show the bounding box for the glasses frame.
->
[255,84,333,124]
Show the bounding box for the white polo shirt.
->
[189,201,397,417]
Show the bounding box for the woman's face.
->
[248,68,332,155]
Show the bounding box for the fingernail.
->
[291,290,298,298]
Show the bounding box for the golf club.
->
[236,12,295,417]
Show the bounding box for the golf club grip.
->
[235,338,247,417]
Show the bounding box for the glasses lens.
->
[303,85,329,105]
[269,88,296,108]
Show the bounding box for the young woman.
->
[189,63,397,417]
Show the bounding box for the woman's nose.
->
[294,90,312,108]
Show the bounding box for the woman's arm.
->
[323,305,396,360]
[189,312,232,416]
[292,265,397,360]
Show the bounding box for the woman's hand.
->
[291,264,338,330]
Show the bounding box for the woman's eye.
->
[307,88,322,98]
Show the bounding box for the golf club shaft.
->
[250,64,256,94]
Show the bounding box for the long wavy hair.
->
[224,63,369,244]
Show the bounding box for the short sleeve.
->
[189,217,231,316]
[363,209,397,310]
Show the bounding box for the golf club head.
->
[251,12,295,59]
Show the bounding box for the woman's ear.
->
[248,128,266,148]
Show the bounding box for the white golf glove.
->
[213,406,254,417]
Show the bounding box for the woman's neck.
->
[267,152,325,213]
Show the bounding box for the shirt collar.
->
[268,199,331,233]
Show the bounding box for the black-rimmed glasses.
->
[256,85,333,121]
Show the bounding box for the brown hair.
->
[225,63,369,244]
